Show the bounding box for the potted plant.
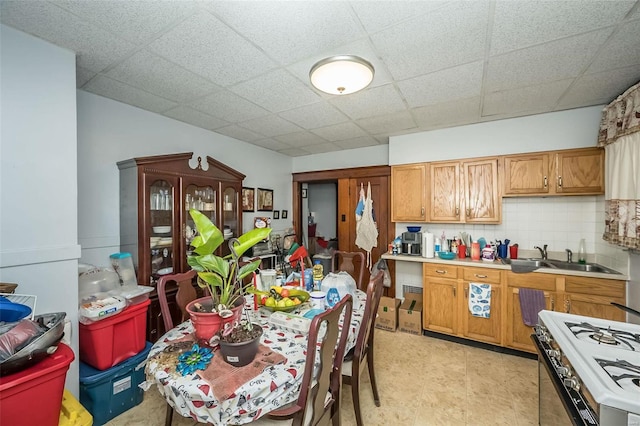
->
[186,208,272,350]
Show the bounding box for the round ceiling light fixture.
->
[309,55,375,95]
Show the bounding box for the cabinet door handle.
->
[558,176,563,188]
[543,176,548,188]
[466,208,471,216]
[435,269,446,275]
[565,299,571,313]
[550,296,555,311]
[453,286,456,297]
[474,274,488,279]
[421,207,425,216]
[455,207,459,216]
[464,287,468,298]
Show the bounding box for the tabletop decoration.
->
[176,343,213,376]
[186,209,272,343]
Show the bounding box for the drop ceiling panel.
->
[558,66,640,108]
[350,1,448,33]
[278,102,349,129]
[311,121,368,142]
[413,97,482,129]
[190,91,269,123]
[482,79,573,117]
[163,106,229,131]
[83,75,177,113]
[586,19,640,73]
[105,49,221,102]
[239,115,303,138]
[330,84,407,120]
[147,12,277,87]
[356,111,418,135]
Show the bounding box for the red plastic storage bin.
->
[79,298,149,370]
[0,343,74,426]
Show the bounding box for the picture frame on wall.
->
[282,210,288,219]
[273,210,279,220]
[242,187,255,212]
[257,188,273,211]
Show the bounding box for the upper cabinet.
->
[503,147,604,197]
[462,158,501,223]
[429,161,462,223]
[391,163,427,222]
[118,153,244,287]
[428,158,501,223]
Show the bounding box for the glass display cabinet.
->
[117,152,244,341]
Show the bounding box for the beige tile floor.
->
[105,330,538,426]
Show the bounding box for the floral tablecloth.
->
[143,290,366,425]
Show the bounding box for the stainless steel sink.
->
[502,258,621,274]
[544,260,621,274]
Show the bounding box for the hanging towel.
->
[355,182,378,268]
[468,283,491,318]
[518,288,546,326]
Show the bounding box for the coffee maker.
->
[401,232,422,255]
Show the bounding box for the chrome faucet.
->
[534,244,548,259]
[565,249,573,263]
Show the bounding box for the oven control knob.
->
[563,376,580,391]
[547,349,561,360]
[556,366,570,376]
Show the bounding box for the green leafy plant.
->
[187,208,272,316]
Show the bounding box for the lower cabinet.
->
[461,267,502,345]
[423,264,504,346]
[505,272,557,353]
[422,263,628,354]
[562,275,625,322]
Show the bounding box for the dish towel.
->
[518,288,546,326]
[468,283,491,318]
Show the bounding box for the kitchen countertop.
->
[381,253,629,281]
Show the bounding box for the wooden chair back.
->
[157,269,198,331]
[331,250,366,290]
[354,270,384,363]
[268,294,353,426]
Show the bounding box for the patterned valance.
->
[598,80,640,147]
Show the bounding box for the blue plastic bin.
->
[79,342,152,426]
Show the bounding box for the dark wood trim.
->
[292,165,390,182]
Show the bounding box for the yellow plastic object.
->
[59,389,93,426]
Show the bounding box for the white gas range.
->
[533,310,640,426]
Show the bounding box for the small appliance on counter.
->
[401,231,422,256]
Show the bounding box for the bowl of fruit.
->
[250,286,310,312]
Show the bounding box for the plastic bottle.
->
[434,237,441,253]
[312,260,324,290]
[303,268,314,292]
[578,238,587,264]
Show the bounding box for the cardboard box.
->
[375,296,401,331]
[399,293,423,335]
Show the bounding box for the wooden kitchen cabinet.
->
[505,272,557,353]
[391,163,427,222]
[429,161,461,222]
[462,158,501,223]
[118,153,244,341]
[561,275,626,322]
[503,147,604,197]
[423,263,458,334]
[428,158,500,223]
[461,267,502,345]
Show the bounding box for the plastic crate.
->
[79,299,150,370]
[79,342,152,426]
[59,389,93,426]
[0,343,74,426]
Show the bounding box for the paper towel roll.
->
[424,233,435,258]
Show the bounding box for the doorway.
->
[292,165,396,296]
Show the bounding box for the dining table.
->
[142,289,366,425]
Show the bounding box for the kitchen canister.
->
[310,291,326,310]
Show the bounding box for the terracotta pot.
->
[186,296,244,344]
[219,324,263,367]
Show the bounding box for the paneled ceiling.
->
[2,1,639,157]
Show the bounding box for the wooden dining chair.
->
[156,269,198,426]
[256,294,354,426]
[342,270,385,426]
[331,250,366,290]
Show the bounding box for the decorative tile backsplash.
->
[394,195,630,293]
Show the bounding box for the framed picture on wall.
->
[242,187,255,212]
[257,188,273,211]
[273,210,280,220]
[282,210,288,219]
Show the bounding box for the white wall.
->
[1,25,81,394]
[292,144,388,173]
[77,92,293,266]
[388,106,632,298]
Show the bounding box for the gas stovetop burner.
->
[596,358,640,392]
[567,321,640,351]
[590,331,619,345]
